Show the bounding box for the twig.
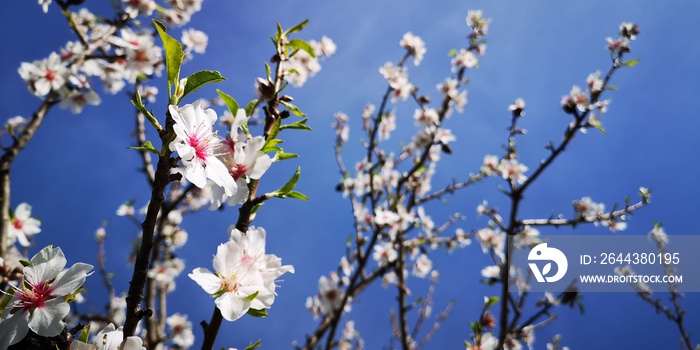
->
[0,92,58,260]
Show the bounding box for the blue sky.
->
[1,1,699,349]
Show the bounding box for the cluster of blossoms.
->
[606,22,639,54]
[321,12,494,330]
[281,36,336,87]
[189,226,294,321]
[17,3,209,118]
[436,77,468,114]
[379,62,414,103]
[400,32,426,66]
[168,102,275,209]
[338,320,364,350]
[481,155,529,185]
[121,0,204,28]
[560,23,638,132]
[306,271,350,319]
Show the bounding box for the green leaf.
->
[20,260,31,267]
[607,85,618,90]
[288,38,316,58]
[211,287,226,299]
[285,191,309,200]
[244,291,259,302]
[262,138,284,150]
[265,63,272,80]
[278,166,301,194]
[153,19,185,97]
[251,202,264,215]
[130,141,161,156]
[280,118,312,131]
[77,324,91,343]
[622,58,641,67]
[267,117,282,140]
[247,308,268,318]
[0,290,14,316]
[245,99,259,117]
[244,340,262,350]
[593,123,607,134]
[280,100,305,117]
[216,89,240,117]
[260,146,283,154]
[64,286,84,303]
[277,152,299,160]
[448,49,457,57]
[131,92,162,132]
[276,23,284,41]
[180,70,226,102]
[285,19,309,35]
[484,296,499,308]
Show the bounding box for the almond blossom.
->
[400,32,426,66]
[110,28,162,82]
[211,113,272,208]
[451,48,478,72]
[306,272,350,319]
[166,313,195,348]
[7,202,41,247]
[69,323,145,350]
[498,158,528,184]
[0,246,93,347]
[122,0,156,19]
[572,196,604,220]
[182,28,209,56]
[466,9,490,36]
[18,52,68,97]
[372,242,397,267]
[169,102,237,196]
[188,226,294,322]
[59,90,101,114]
[412,254,432,278]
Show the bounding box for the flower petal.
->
[204,157,237,196]
[215,292,250,322]
[188,268,221,295]
[28,298,69,337]
[0,310,30,347]
[51,262,93,296]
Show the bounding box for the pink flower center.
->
[72,94,87,106]
[230,164,247,181]
[44,70,56,82]
[12,218,23,230]
[221,278,240,293]
[187,126,212,162]
[135,50,148,62]
[16,281,54,311]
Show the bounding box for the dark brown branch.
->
[123,110,176,337]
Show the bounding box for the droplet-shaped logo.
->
[528,243,568,283]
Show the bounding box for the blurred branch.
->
[0,92,58,261]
